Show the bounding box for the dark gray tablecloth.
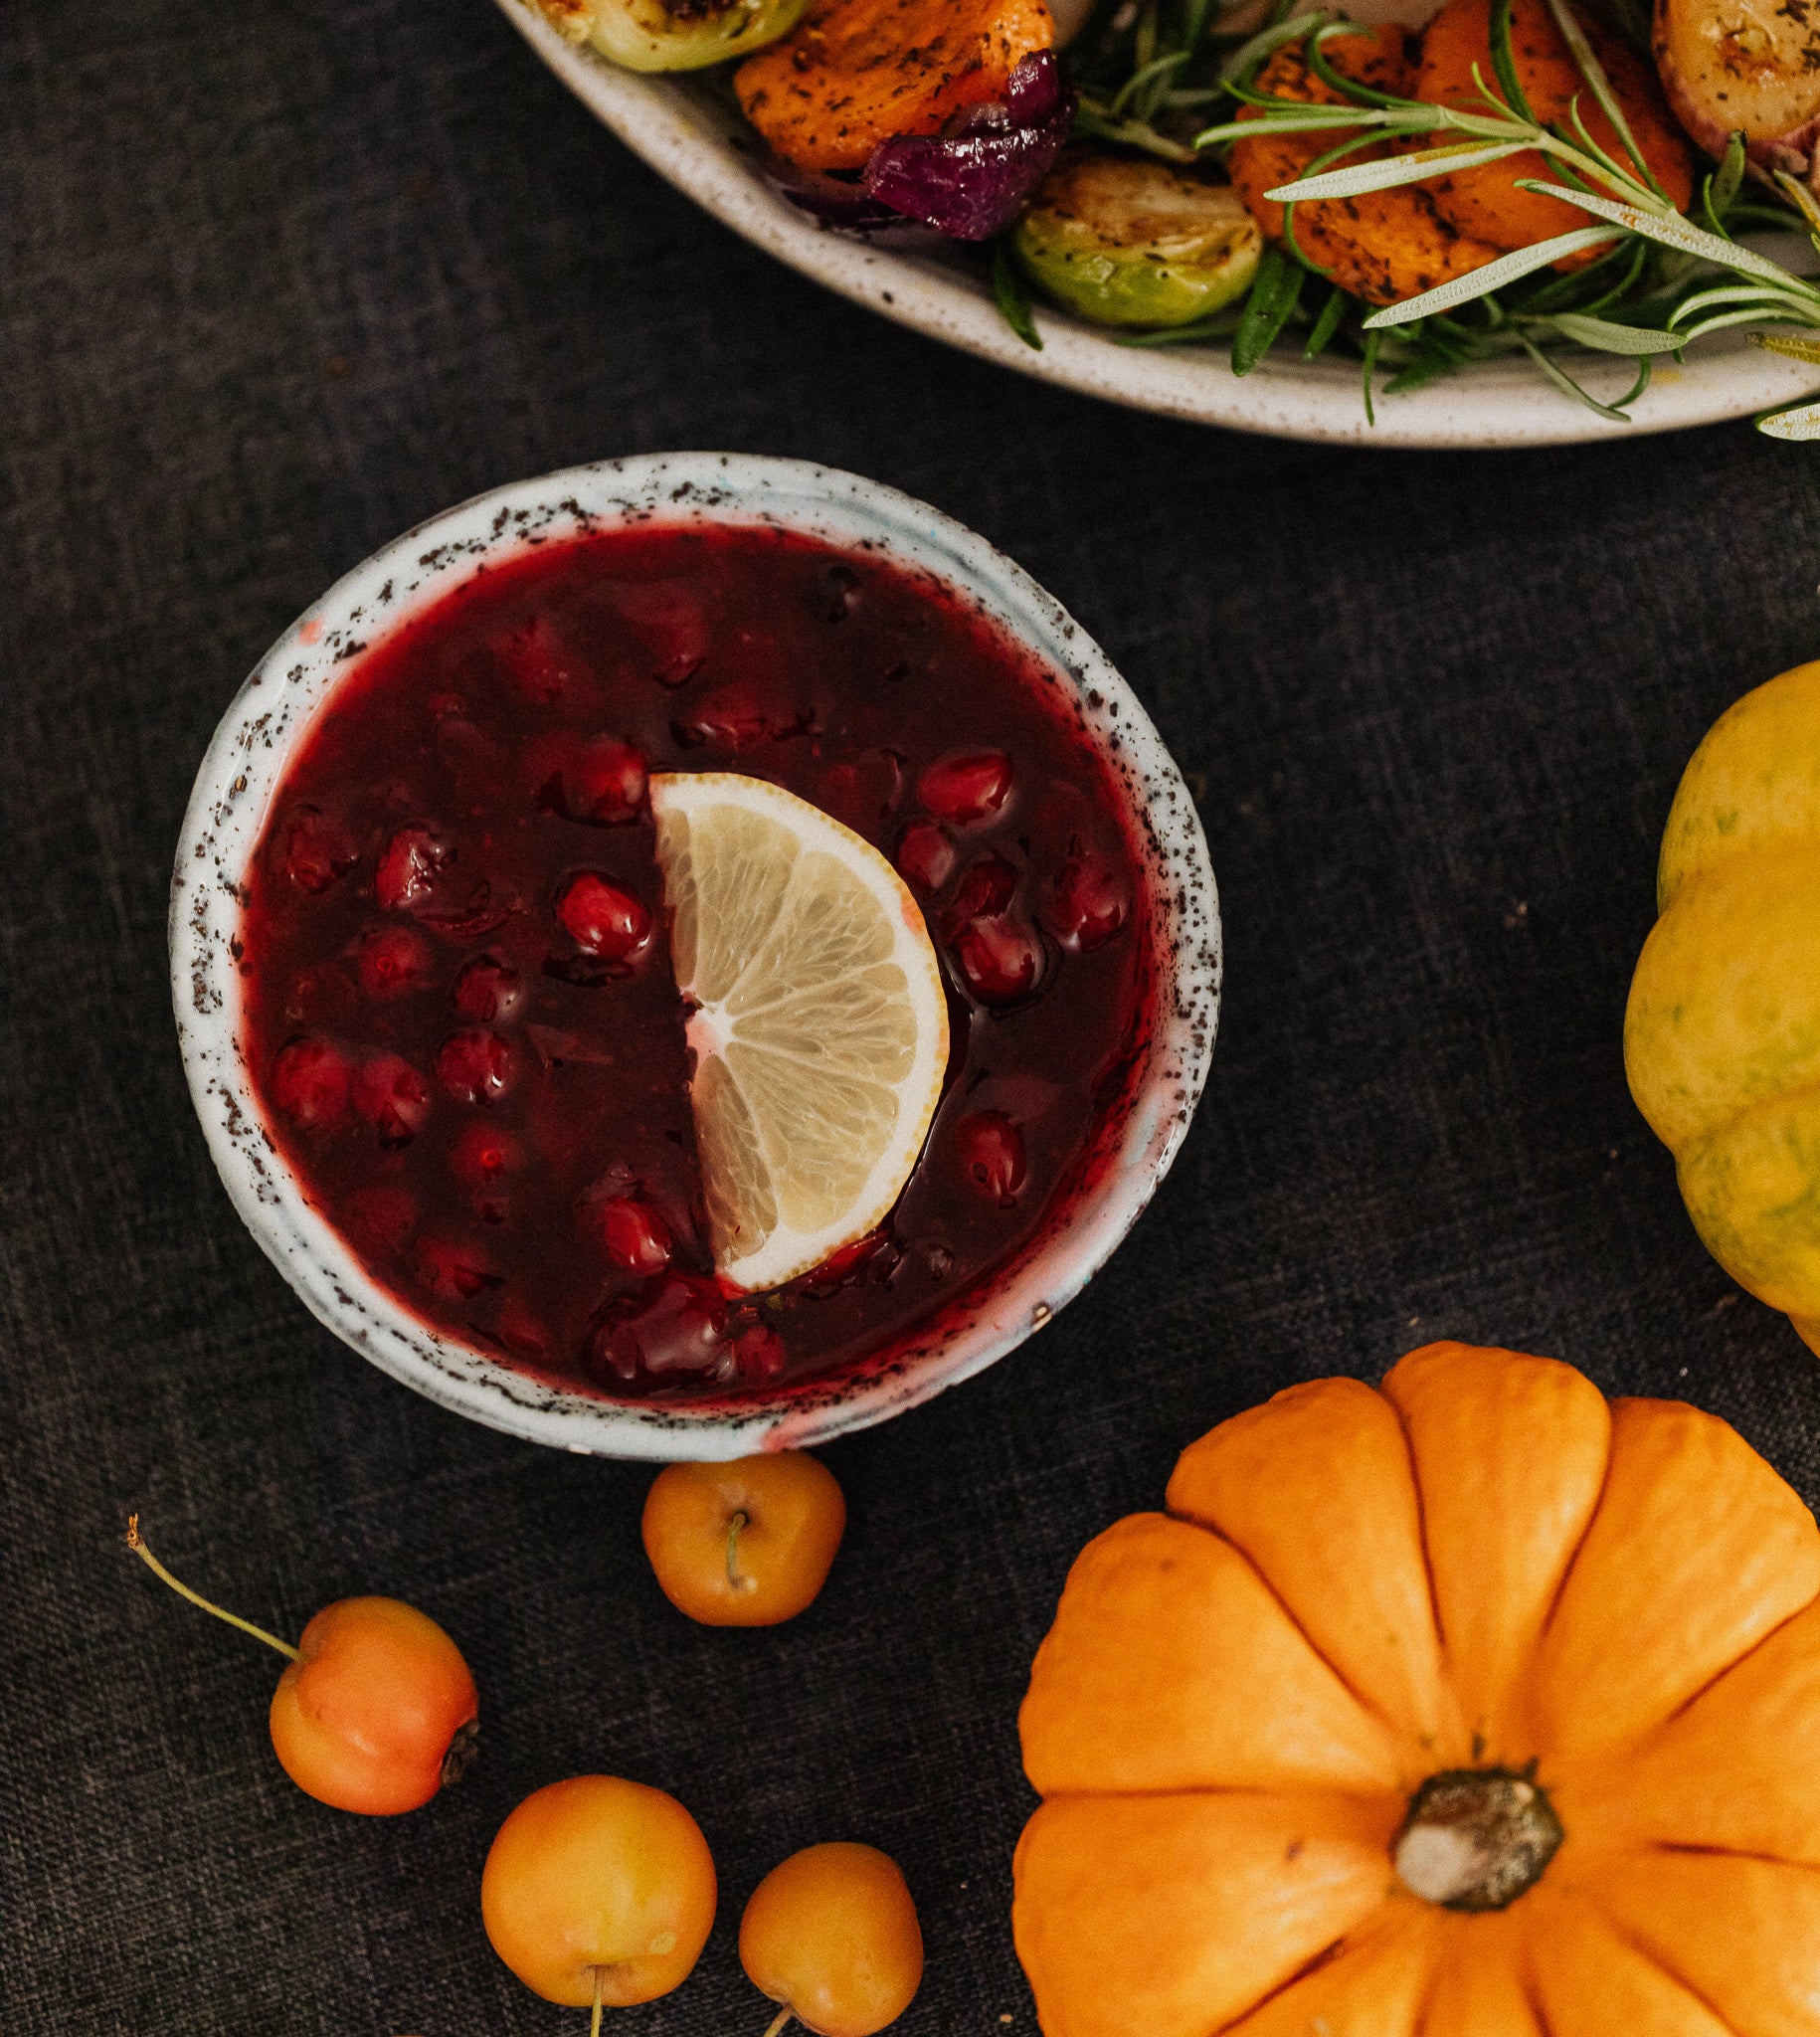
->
[9,0,1820,2029]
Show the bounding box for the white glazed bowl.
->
[171,455,1220,1458]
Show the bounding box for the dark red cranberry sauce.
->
[238,523,1150,1398]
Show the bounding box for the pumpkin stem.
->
[1392,1766,1563,1911]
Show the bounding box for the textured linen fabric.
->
[8,0,1820,2029]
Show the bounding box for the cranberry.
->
[419,880,513,942]
[271,1037,350,1128]
[597,1197,674,1275]
[613,581,709,686]
[353,925,433,1001]
[414,1235,500,1301]
[375,826,452,912]
[452,954,524,1024]
[954,916,1043,1006]
[351,1054,433,1147]
[918,750,1014,826]
[436,1028,514,1105]
[278,807,356,895]
[589,1273,727,1383]
[450,1121,520,1187]
[943,855,1018,934]
[955,1111,1027,1206]
[673,681,810,750]
[344,1185,416,1257]
[539,737,647,826]
[493,1297,549,1361]
[819,750,903,831]
[1045,852,1129,952]
[896,821,957,895]
[493,614,579,703]
[556,873,650,961]
[734,1323,789,1384]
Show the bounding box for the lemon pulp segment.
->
[649,772,950,1292]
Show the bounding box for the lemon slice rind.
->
[649,771,950,1293]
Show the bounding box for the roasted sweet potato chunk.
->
[735,0,1055,172]
[1227,26,1503,307]
[1655,0,1820,177]
[1416,0,1695,264]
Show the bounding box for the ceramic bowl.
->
[171,454,1220,1458]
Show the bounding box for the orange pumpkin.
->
[1013,1341,1820,2036]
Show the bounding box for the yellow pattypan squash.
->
[1626,659,1820,1354]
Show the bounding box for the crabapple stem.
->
[124,1515,300,1663]
[726,1509,757,1593]
[762,2011,793,2037]
[590,1962,605,2037]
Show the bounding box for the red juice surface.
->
[238,523,1151,1398]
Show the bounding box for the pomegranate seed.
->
[493,614,580,703]
[540,737,647,826]
[450,1121,521,1187]
[350,1054,433,1147]
[494,1297,549,1361]
[944,855,1018,934]
[734,1323,789,1383]
[452,954,524,1024]
[672,682,776,750]
[589,1273,727,1383]
[436,1028,514,1105]
[345,1185,417,1257]
[955,1111,1027,1205]
[414,1235,500,1301]
[611,580,710,686]
[597,1197,674,1275]
[1046,852,1129,952]
[556,873,650,961]
[353,925,433,1001]
[375,825,452,912]
[270,1037,350,1128]
[954,915,1043,1006]
[277,808,356,894]
[918,750,1013,826]
[897,821,956,895]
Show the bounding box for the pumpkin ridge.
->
[1379,1379,1455,1665]
[1567,1896,1748,2037]
[1646,1590,1820,1739]
[1205,1933,1351,2033]
[1526,1426,1618,1668]
[1654,1839,1820,1871]
[1162,1503,1416,1756]
[1678,1064,1820,1161]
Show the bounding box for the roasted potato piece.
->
[1416,0,1694,265]
[1012,151,1263,326]
[1655,0,1820,177]
[1228,26,1503,306]
[735,0,1054,172]
[529,0,809,72]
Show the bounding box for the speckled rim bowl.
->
[171,455,1220,1459]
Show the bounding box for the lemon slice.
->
[648,771,950,1293]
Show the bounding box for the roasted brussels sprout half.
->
[1012,152,1262,329]
[533,0,808,75]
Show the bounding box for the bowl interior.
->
[172,454,1219,1457]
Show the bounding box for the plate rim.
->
[495,0,1820,449]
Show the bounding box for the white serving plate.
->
[496,0,1820,448]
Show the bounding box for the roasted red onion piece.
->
[860,53,1074,242]
[765,156,904,229]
